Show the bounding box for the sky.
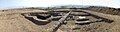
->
[0,0,120,8]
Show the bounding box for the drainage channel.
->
[21,10,113,32]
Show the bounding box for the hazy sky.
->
[0,0,120,8]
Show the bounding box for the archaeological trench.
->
[1,6,120,32]
[20,7,115,32]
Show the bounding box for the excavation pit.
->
[35,14,51,20]
[21,12,52,25]
[76,19,89,21]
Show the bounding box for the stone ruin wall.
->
[87,6,120,16]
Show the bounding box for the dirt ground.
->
[0,9,120,32]
[0,10,47,32]
[82,10,120,32]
